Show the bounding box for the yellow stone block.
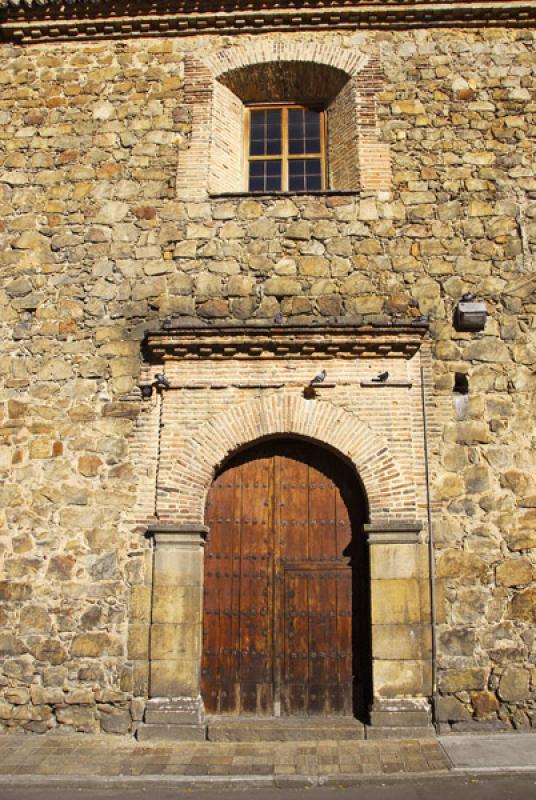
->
[373,659,430,697]
[129,586,152,623]
[152,585,202,625]
[150,623,200,661]
[153,548,202,587]
[133,661,149,697]
[372,624,432,660]
[370,544,429,580]
[371,578,422,625]
[150,658,199,697]
[127,624,149,660]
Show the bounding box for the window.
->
[247,105,325,193]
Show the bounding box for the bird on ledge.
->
[372,371,389,383]
[310,369,327,386]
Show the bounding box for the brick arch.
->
[162,394,411,526]
[202,40,369,81]
[177,39,390,198]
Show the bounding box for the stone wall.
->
[0,28,535,734]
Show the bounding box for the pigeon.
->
[154,373,171,389]
[310,369,327,385]
[273,312,284,324]
[372,371,389,383]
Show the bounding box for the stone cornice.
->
[143,321,429,362]
[2,1,536,44]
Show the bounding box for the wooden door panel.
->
[202,440,363,718]
[238,456,272,713]
[282,567,353,715]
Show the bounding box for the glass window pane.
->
[306,174,322,190]
[249,161,264,178]
[289,174,305,192]
[266,176,281,192]
[305,158,322,190]
[305,159,322,177]
[250,111,265,130]
[288,108,305,155]
[249,109,281,157]
[288,158,323,192]
[305,110,321,135]
[248,159,282,192]
[289,159,305,192]
[266,139,281,156]
[288,138,305,155]
[305,138,321,155]
[267,160,281,177]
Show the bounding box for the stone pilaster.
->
[138,523,208,741]
[365,521,435,737]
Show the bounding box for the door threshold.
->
[206,716,365,742]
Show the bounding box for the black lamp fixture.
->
[138,373,172,400]
[454,293,487,332]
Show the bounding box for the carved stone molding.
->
[2,1,535,44]
[143,321,429,362]
[365,520,423,544]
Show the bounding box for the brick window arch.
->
[176,42,391,200]
[211,60,358,194]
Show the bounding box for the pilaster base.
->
[367,697,435,739]
[137,696,207,741]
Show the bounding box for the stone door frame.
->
[139,322,433,737]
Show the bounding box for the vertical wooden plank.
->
[283,571,308,715]
[238,452,272,714]
[280,451,309,564]
[201,476,219,713]
[278,451,309,715]
[338,570,354,715]
[272,452,282,717]
[335,481,352,560]
[308,462,337,563]
[218,463,241,714]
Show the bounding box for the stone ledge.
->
[365,521,423,544]
[3,1,535,44]
[143,322,428,362]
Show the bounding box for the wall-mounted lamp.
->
[454,293,487,332]
[139,383,154,400]
[138,373,172,400]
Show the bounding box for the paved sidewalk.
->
[0,732,535,788]
[0,734,448,786]
[440,734,536,773]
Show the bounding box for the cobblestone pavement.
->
[0,734,449,780]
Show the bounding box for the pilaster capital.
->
[147,523,209,548]
[365,520,423,544]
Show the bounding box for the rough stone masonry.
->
[0,1,535,737]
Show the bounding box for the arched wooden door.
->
[201,439,369,717]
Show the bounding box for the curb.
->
[2,768,536,789]
[0,770,456,790]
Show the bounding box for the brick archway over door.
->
[157,394,414,525]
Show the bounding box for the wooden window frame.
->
[245,103,327,193]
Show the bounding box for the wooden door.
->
[201,439,367,717]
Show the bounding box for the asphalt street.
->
[2,774,536,800]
